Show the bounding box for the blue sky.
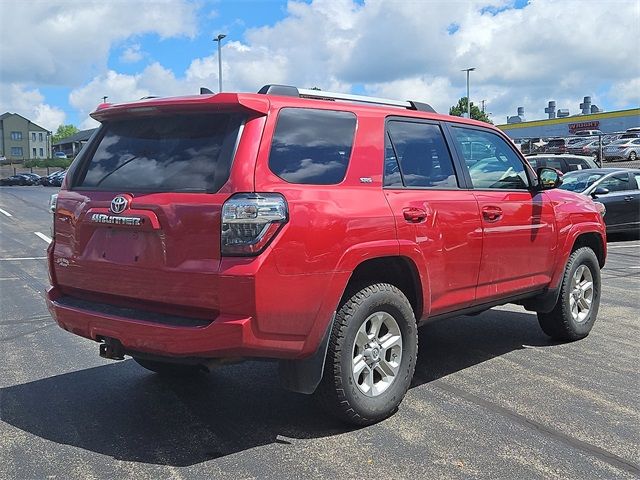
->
[0,0,637,131]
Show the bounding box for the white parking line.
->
[0,257,47,261]
[34,231,52,244]
[608,244,640,249]
[0,208,12,217]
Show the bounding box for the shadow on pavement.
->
[1,309,555,466]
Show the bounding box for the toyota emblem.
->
[110,195,129,214]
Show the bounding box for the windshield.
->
[75,113,245,192]
[559,171,604,192]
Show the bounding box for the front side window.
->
[452,127,529,189]
[385,121,457,188]
[599,174,631,192]
[75,113,245,192]
[268,108,356,185]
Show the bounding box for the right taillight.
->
[221,193,288,256]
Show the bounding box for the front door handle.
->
[624,196,634,201]
[403,207,427,223]
[482,206,503,222]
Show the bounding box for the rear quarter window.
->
[268,108,356,185]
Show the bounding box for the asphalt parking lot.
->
[1,186,638,480]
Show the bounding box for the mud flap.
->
[278,312,335,394]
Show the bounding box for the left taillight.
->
[221,193,288,256]
[49,193,58,236]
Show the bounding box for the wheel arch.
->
[341,255,424,322]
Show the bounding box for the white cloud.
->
[56,0,639,127]
[608,78,640,109]
[0,84,65,131]
[120,44,144,63]
[0,0,198,86]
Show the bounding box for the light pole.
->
[214,34,227,93]
[462,67,475,118]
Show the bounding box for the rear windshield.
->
[74,113,244,192]
[547,139,565,146]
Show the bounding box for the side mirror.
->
[591,186,610,198]
[536,167,562,190]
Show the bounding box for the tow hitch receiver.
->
[99,337,125,360]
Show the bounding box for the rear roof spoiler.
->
[257,84,436,113]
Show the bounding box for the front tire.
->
[537,247,601,341]
[628,151,637,161]
[316,283,418,426]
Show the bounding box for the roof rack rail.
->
[257,84,436,113]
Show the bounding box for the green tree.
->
[449,97,493,124]
[52,124,79,143]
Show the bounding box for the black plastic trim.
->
[56,295,213,328]
[258,84,300,97]
[278,312,336,394]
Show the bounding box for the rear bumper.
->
[46,286,307,359]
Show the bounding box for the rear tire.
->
[315,283,418,426]
[629,151,637,161]
[133,357,205,377]
[537,247,601,341]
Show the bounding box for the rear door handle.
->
[403,207,427,223]
[482,206,503,222]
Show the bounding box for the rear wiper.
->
[95,154,143,187]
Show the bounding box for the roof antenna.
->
[200,87,214,94]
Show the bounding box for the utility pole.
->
[481,99,486,113]
[461,67,476,118]
[214,34,227,93]
[102,96,108,103]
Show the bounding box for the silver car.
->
[603,138,640,161]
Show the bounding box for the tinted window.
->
[560,172,604,192]
[599,174,631,192]
[268,108,356,185]
[633,174,640,188]
[384,133,403,187]
[452,127,529,189]
[76,113,244,192]
[385,121,457,188]
[566,158,589,171]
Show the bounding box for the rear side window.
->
[268,108,356,185]
[75,113,244,192]
[385,121,458,188]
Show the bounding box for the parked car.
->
[46,84,607,425]
[543,137,569,154]
[526,154,598,173]
[567,138,602,159]
[559,168,640,233]
[39,170,67,186]
[603,138,640,161]
[53,151,68,159]
[573,129,603,136]
[0,173,40,186]
[1,174,30,186]
[20,173,42,185]
[517,138,547,154]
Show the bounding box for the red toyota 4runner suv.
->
[47,85,606,425]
